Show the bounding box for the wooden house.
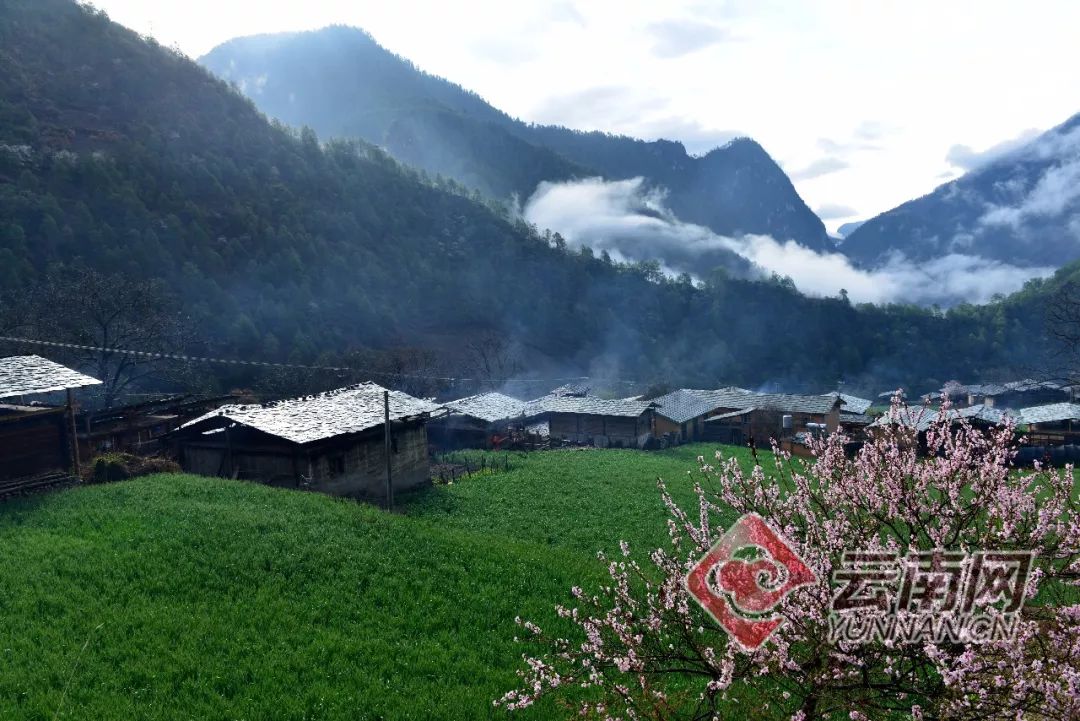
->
[702,393,843,445]
[522,387,655,448]
[76,393,236,459]
[0,355,102,492]
[928,380,1070,410]
[169,383,441,499]
[651,388,738,442]
[1018,403,1080,446]
[428,392,526,450]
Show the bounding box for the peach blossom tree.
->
[498,401,1080,719]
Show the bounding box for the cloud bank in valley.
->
[523,177,1054,306]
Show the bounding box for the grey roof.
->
[181,382,441,445]
[839,411,874,426]
[834,393,872,414]
[731,391,841,415]
[944,379,1064,398]
[1017,403,1080,425]
[652,389,729,424]
[878,389,906,400]
[0,355,102,399]
[704,407,756,422]
[443,392,526,423]
[523,393,653,418]
[547,382,591,397]
[655,387,842,421]
[870,404,1012,432]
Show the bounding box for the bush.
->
[88,453,181,483]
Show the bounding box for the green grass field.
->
[0,444,761,721]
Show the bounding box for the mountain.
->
[836,221,865,239]
[199,27,834,252]
[0,0,1070,399]
[843,113,1080,268]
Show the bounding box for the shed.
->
[428,392,527,450]
[171,383,441,499]
[0,355,102,490]
[522,393,655,447]
[699,391,844,445]
[1018,402,1080,446]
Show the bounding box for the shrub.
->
[89,452,181,483]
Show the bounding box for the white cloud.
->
[646,19,735,58]
[524,177,1054,306]
[979,123,1080,231]
[945,128,1040,172]
[789,157,848,180]
[815,203,857,220]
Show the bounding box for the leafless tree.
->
[464,330,522,390]
[28,268,192,409]
[1047,281,1080,384]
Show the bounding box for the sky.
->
[89,0,1080,234]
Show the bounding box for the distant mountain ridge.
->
[844,112,1080,268]
[199,26,833,253]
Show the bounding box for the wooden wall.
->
[0,408,70,482]
[547,412,649,447]
[176,421,430,499]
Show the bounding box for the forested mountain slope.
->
[0,0,1070,397]
[200,27,833,251]
[844,112,1080,268]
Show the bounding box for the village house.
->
[427,391,526,450]
[1018,403,1080,447]
[76,393,237,459]
[169,383,442,499]
[651,389,728,442]
[0,355,102,492]
[702,392,844,447]
[833,393,873,414]
[924,379,1070,409]
[522,386,655,447]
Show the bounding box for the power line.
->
[0,335,626,386]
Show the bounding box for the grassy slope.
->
[404,444,762,554]
[0,476,592,720]
[0,444,758,721]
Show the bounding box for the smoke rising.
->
[524,177,1054,306]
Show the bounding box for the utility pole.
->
[383,390,393,511]
[66,388,80,479]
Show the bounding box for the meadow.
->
[0,444,761,720]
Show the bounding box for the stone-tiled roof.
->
[834,393,873,414]
[651,389,728,424]
[0,355,102,399]
[938,379,1064,399]
[1018,402,1080,425]
[443,392,526,423]
[523,393,653,419]
[181,382,441,445]
[547,382,591,397]
[731,391,842,415]
[870,404,1012,432]
[655,387,842,422]
[839,411,874,426]
[703,408,756,422]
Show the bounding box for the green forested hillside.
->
[0,0,1072,398]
